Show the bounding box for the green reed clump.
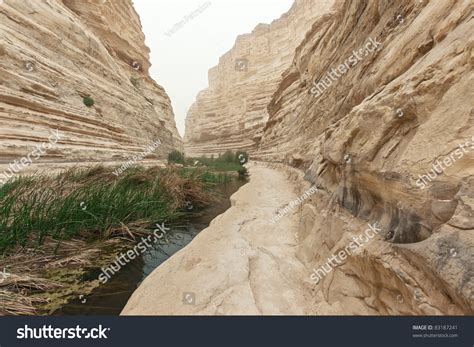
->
[0,165,225,252]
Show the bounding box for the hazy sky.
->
[133,0,294,137]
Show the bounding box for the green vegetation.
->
[83,96,94,107]
[0,165,224,252]
[187,150,249,173]
[237,167,249,178]
[130,77,139,88]
[193,171,232,184]
[168,150,185,165]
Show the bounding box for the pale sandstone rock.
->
[127,0,473,315]
[183,0,335,157]
[0,0,182,176]
[123,163,317,315]
[256,0,473,313]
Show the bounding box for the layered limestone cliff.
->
[183,0,334,157]
[126,0,473,315]
[256,0,473,314]
[0,0,182,175]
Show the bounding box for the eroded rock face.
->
[172,0,473,315]
[257,0,473,313]
[183,0,335,157]
[0,0,182,175]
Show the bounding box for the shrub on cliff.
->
[83,96,94,107]
[130,77,139,88]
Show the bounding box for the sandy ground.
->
[122,162,316,315]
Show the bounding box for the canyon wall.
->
[256,0,473,314]
[175,0,473,315]
[0,0,182,175]
[183,0,334,157]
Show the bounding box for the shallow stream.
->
[53,179,247,315]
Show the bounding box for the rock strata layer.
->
[183,0,334,157]
[0,0,182,175]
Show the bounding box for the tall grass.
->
[0,165,222,252]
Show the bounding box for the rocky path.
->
[122,163,316,315]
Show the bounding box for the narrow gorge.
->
[127,0,474,315]
[184,0,335,157]
[0,0,472,317]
